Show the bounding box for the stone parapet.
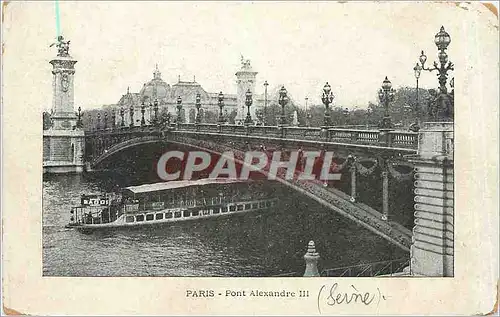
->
[43,129,84,137]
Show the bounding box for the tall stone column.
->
[409,122,454,276]
[43,36,85,174]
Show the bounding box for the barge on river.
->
[66,178,278,232]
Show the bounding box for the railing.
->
[124,194,272,213]
[172,123,418,149]
[321,258,410,277]
[389,131,418,147]
[86,122,419,151]
[272,258,410,277]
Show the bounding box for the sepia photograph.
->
[41,1,453,278]
[2,1,498,315]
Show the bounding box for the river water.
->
[43,173,407,277]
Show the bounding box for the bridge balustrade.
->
[282,127,316,139]
[168,123,418,149]
[327,129,381,144]
[179,123,197,131]
[220,124,246,135]
[196,123,219,133]
[389,131,418,148]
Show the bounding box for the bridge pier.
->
[409,122,454,276]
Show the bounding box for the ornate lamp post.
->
[413,62,422,128]
[278,86,289,126]
[305,97,311,126]
[378,76,395,130]
[88,114,93,131]
[129,104,134,127]
[120,107,125,127]
[321,82,335,127]
[195,93,201,124]
[104,112,108,129]
[263,81,269,125]
[244,89,253,125]
[217,92,224,123]
[140,102,146,126]
[176,96,182,123]
[417,26,454,121]
[153,99,159,125]
[97,112,101,130]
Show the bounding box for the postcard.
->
[2,1,498,315]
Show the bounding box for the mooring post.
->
[303,240,320,277]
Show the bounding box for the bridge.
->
[84,122,418,252]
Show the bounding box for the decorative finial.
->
[178,75,181,82]
[193,75,196,82]
[127,86,130,94]
[306,240,319,256]
[153,64,161,80]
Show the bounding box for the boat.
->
[66,178,278,232]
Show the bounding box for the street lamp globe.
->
[434,26,451,50]
[323,82,331,95]
[382,76,392,91]
[279,86,288,100]
[413,63,422,79]
[438,51,448,64]
[389,88,395,100]
[378,89,385,102]
[419,50,427,65]
[322,82,334,104]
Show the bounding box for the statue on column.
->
[240,54,252,70]
[50,35,71,57]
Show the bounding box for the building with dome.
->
[112,59,272,127]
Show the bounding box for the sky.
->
[2,1,488,111]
